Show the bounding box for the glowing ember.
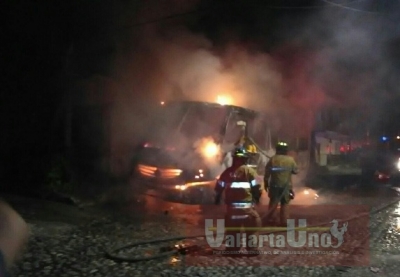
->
[216,95,232,106]
[170,257,180,264]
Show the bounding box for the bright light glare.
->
[194,137,221,162]
[203,142,219,158]
[303,189,310,195]
[170,257,180,264]
[160,101,165,105]
[397,158,400,171]
[175,185,187,190]
[216,95,232,106]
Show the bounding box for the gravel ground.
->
[6,192,400,277]
[338,202,400,277]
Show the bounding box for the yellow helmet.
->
[246,144,257,154]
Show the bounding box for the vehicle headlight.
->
[175,185,187,190]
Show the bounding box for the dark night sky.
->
[2,0,400,184]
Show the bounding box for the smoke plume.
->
[98,0,400,174]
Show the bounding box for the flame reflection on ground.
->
[291,188,321,205]
[393,202,400,231]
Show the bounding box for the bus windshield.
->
[151,103,227,143]
[179,105,227,140]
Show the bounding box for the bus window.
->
[150,104,187,139]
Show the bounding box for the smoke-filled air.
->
[94,0,400,175]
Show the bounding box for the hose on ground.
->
[105,196,400,262]
[105,233,224,262]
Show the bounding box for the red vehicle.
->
[374,155,400,184]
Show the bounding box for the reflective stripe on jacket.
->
[215,165,262,206]
[264,154,298,189]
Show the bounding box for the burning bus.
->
[130,98,380,198]
[130,99,374,194]
[131,100,276,192]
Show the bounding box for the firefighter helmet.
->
[246,144,257,154]
[232,147,250,166]
[235,135,257,154]
[276,141,288,153]
[233,147,249,158]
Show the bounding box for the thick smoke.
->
[108,8,287,172]
[295,2,400,132]
[103,0,400,175]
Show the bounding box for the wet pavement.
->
[5,179,400,276]
[338,201,400,277]
[118,178,400,225]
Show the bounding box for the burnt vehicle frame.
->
[130,101,274,195]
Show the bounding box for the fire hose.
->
[104,196,400,262]
[106,134,393,262]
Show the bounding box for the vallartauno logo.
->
[205,219,348,249]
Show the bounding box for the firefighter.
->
[264,141,299,227]
[214,147,262,254]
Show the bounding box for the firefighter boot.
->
[279,204,289,227]
[245,209,262,256]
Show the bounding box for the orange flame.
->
[216,95,233,106]
[194,137,221,160]
[203,141,219,158]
